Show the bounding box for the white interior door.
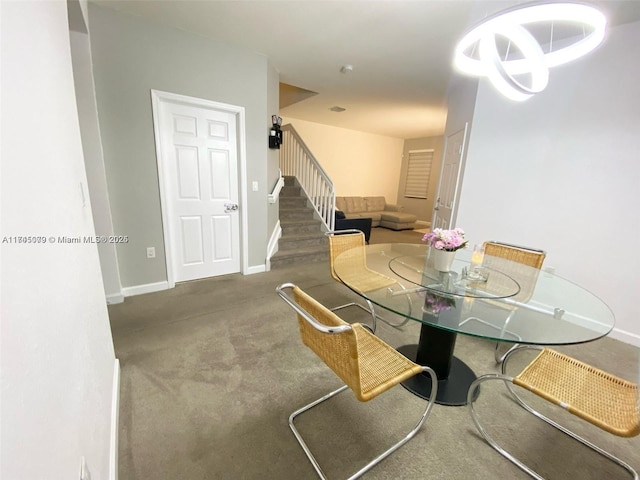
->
[432,124,468,230]
[153,93,241,283]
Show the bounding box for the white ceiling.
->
[92,0,640,139]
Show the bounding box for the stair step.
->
[279,196,308,208]
[281,185,301,197]
[281,220,323,235]
[270,245,328,269]
[274,176,329,269]
[279,208,314,220]
[279,233,327,251]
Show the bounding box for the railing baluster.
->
[278,125,335,230]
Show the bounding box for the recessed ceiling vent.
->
[329,106,346,112]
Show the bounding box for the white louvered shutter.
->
[404,149,434,199]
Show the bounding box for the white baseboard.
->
[106,293,124,305]
[110,359,120,480]
[266,221,282,271]
[121,281,169,297]
[245,264,266,275]
[608,327,640,348]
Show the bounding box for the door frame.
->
[151,89,248,288]
[431,122,469,230]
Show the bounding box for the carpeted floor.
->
[108,230,639,480]
[369,226,425,245]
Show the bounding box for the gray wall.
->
[88,4,273,288]
[267,61,281,239]
[397,136,444,224]
[455,20,640,346]
[2,1,116,477]
[70,27,123,302]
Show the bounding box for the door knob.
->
[224,202,239,213]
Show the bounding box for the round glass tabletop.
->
[333,243,615,345]
[388,254,521,299]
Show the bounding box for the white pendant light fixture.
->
[453,2,607,101]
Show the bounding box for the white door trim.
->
[432,122,468,229]
[151,89,248,288]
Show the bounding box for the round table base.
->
[397,344,478,406]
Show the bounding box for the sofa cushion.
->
[364,196,386,212]
[380,211,416,222]
[343,196,367,214]
[379,219,415,230]
[345,212,381,221]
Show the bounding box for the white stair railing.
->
[280,124,335,230]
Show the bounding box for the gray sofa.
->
[335,196,417,230]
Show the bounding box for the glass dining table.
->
[333,243,615,406]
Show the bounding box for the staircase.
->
[270,176,328,269]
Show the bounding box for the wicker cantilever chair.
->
[326,230,410,331]
[483,241,546,364]
[468,346,640,479]
[277,283,438,480]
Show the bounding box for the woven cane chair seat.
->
[468,345,640,478]
[514,348,640,437]
[293,286,422,401]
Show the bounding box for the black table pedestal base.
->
[397,344,478,406]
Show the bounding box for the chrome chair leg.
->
[330,301,377,332]
[458,314,522,364]
[289,385,350,480]
[377,284,413,329]
[494,341,520,364]
[494,310,519,364]
[468,347,640,480]
[289,366,438,480]
[331,296,411,332]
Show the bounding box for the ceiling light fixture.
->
[453,2,607,101]
[340,64,354,74]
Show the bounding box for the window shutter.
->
[404,149,434,199]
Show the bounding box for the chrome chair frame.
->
[326,229,411,330]
[467,345,639,479]
[483,241,546,364]
[277,283,438,480]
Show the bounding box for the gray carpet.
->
[369,226,425,245]
[108,233,639,480]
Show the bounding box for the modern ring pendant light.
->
[453,2,607,101]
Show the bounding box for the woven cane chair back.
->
[327,231,366,282]
[292,286,423,402]
[483,241,546,269]
[327,231,396,293]
[483,241,546,303]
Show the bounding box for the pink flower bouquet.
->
[422,228,468,252]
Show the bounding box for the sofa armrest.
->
[384,203,404,212]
